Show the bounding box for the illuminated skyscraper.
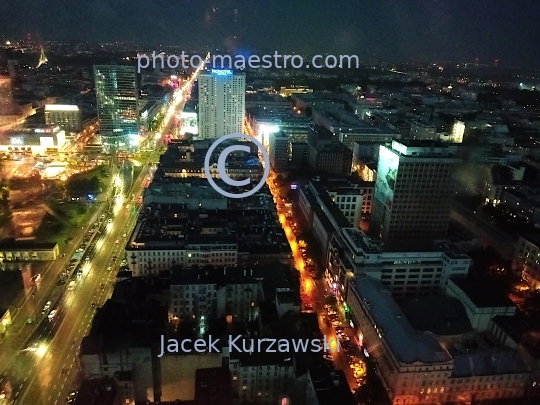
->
[94,65,139,150]
[371,140,459,244]
[198,69,245,139]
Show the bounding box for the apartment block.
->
[513,234,540,290]
[169,266,261,322]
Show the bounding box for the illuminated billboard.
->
[211,69,232,76]
[374,145,398,210]
[180,111,198,135]
[10,137,23,145]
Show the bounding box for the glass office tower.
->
[94,65,139,150]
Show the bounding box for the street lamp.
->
[31,291,38,323]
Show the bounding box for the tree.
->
[66,174,100,196]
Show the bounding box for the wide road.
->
[0,60,205,405]
[0,188,114,399]
[11,162,149,405]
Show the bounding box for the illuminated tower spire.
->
[37,46,48,68]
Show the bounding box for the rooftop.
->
[397,294,473,336]
[451,348,528,377]
[354,276,452,365]
[128,205,289,255]
[449,276,515,309]
[308,182,351,229]
[519,233,540,248]
[45,104,79,111]
[0,239,58,250]
[308,366,356,405]
[170,266,261,286]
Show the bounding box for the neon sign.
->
[211,69,232,76]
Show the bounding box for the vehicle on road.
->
[48,309,57,320]
[26,342,39,352]
[67,391,78,404]
[41,301,52,315]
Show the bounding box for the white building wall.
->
[198,70,245,139]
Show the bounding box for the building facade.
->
[347,277,533,405]
[45,104,82,133]
[371,140,460,243]
[0,241,59,261]
[513,234,540,290]
[326,228,471,299]
[169,267,260,322]
[127,230,238,277]
[226,345,295,405]
[268,130,289,170]
[198,69,245,139]
[0,126,66,156]
[94,65,139,150]
[306,125,353,175]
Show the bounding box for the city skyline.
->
[1,2,540,404]
[1,0,540,68]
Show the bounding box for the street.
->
[0,57,206,405]
[266,172,363,393]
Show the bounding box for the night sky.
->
[1,0,539,67]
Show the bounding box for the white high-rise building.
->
[198,69,245,139]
